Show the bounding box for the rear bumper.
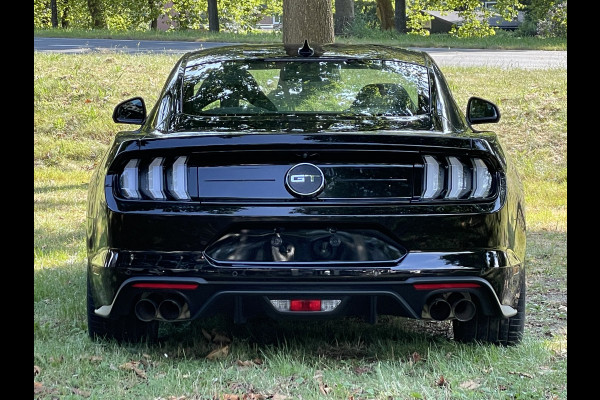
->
[92,271,518,324]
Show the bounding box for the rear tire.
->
[87,275,159,343]
[453,278,526,346]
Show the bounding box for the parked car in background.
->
[86,41,526,345]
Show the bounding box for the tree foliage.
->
[34,0,282,32]
[535,0,566,38]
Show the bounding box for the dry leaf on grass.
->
[459,380,480,390]
[206,345,229,360]
[319,383,332,395]
[242,393,267,400]
[435,375,450,388]
[508,371,534,379]
[34,366,41,376]
[34,381,44,394]
[119,361,147,379]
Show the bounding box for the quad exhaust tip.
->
[134,295,187,322]
[426,293,476,322]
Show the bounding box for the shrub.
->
[536,1,567,38]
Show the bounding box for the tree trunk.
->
[61,4,69,28]
[375,0,394,30]
[283,0,334,54]
[394,0,406,33]
[51,0,58,28]
[208,0,220,32]
[87,0,107,29]
[334,0,355,35]
[149,0,158,30]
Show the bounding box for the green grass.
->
[34,53,566,399]
[34,27,567,50]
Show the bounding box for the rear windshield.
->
[181,59,430,118]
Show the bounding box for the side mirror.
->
[466,97,500,124]
[113,97,146,125]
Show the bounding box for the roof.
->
[424,10,523,28]
[181,43,431,68]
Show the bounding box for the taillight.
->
[421,155,494,200]
[119,159,140,199]
[142,157,166,200]
[167,156,190,200]
[118,156,190,200]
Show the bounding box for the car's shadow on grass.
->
[151,315,456,361]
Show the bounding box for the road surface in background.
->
[34,37,567,69]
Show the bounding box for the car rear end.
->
[87,131,525,338]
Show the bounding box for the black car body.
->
[86,42,526,345]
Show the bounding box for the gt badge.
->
[285,163,325,198]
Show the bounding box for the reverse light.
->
[471,158,492,198]
[167,156,190,200]
[423,155,443,198]
[269,299,342,312]
[446,156,472,199]
[144,157,166,199]
[120,159,140,199]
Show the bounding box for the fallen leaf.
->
[319,383,332,395]
[119,361,147,379]
[271,395,288,400]
[89,356,103,362]
[34,366,41,376]
[508,371,534,379]
[206,345,229,360]
[435,375,449,388]
[34,382,44,394]
[85,99,92,103]
[242,394,267,400]
[313,370,324,383]
[459,380,480,390]
[222,395,239,400]
[236,360,255,367]
[410,352,422,364]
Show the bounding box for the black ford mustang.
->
[86,42,526,345]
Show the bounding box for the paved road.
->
[34,37,566,69]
